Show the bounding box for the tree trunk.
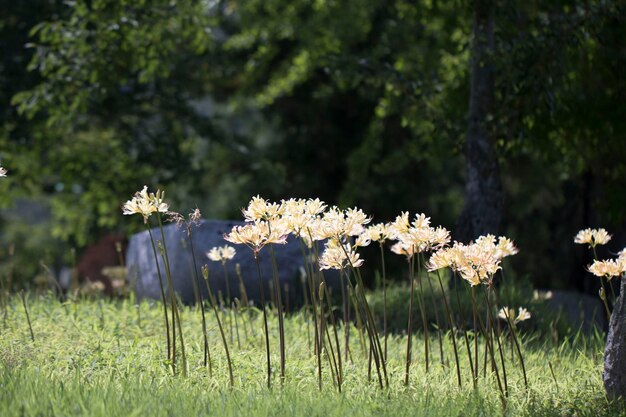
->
[604,276,626,400]
[455,0,502,243]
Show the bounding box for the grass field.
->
[0,292,621,417]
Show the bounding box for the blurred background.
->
[0,0,624,294]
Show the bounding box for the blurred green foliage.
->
[0,0,625,288]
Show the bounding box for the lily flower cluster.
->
[574,228,612,248]
[498,306,531,324]
[207,245,237,264]
[0,166,7,177]
[281,197,327,243]
[313,206,371,270]
[226,196,522,281]
[318,238,364,270]
[426,235,519,286]
[364,222,391,244]
[387,212,450,258]
[226,196,374,270]
[224,220,289,255]
[122,186,169,223]
[588,248,626,280]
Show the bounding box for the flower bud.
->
[319,282,326,300]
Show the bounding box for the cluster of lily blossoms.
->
[426,235,519,286]
[122,186,169,223]
[574,228,612,248]
[223,195,372,270]
[207,245,237,264]
[386,212,450,257]
[0,166,7,177]
[574,228,626,280]
[589,249,626,280]
[498,306,531,324]
[223,196,522,284]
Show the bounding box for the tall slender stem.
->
[298,240,313,354]
[472,286,479,380]
[483,287,508,396]
[422,254,444,367]
[453,274,476,387]
[268,243,286,385]
[308,231,343,389]
[156,213,187,377]
[20,291,34,342]
[503,309,528,388]
[309,270,322,390]
[436,270,462,387]
[470,286,505,402]
[379,243,388,362]
[254,253,272,389]
[146,226,171,364]
[352,267,386,387]
[336,240,386,387]
[405,259,415,386]
[340,267,350,363]
[221,263,235,344]
[592,245,612,317]
[202,267,234,387]
[415,254,430,373]
[185,226,212,374]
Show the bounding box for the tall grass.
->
[0,293,620,417]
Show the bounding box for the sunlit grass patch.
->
[0,294,620,417]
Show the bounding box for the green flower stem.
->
[202,269,234,387]
[483,288,508,397]
[340,266,350,363]
[607,277,617,305]
[405,258,416,386]
[156,213,187,377]
[221,263,235,345]
[470,286,505,403]
[354,269,386,388]
[379,243,388,363]
[319,282,342,392]
[181,238,201,307]
[337,270,379,388]
[452,273,476,387]
[548,361,559,393]
[20,291,34,342]
[421,254,444,368]
[146,226,171,364]
[415,254,430,374]
[253,253,272,389]
[233,299,242,349]
[435,270,462,388]
[184,226,212,374]
[297,239,316,355]
[317,283,328,389]
[235,266,256,339]
[268,244,286,385]
[319,274,344,388]
[471,286,479,381]
[348,285,367,357]
[336,240,387,388]
[592,245,614,313]
[302,276,312,353]
[502,310,528,388]
[309,272,322,390]
[308,232,343,390]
